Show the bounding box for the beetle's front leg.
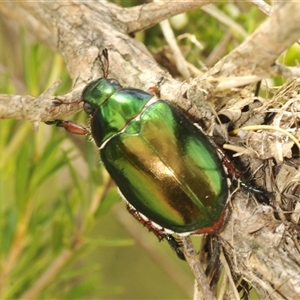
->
[45,120,90,135]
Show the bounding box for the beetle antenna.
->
[99,48,109,78]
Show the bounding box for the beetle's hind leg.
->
[215,145,269,204]
[164,235,185,260]
[126,204,185,260]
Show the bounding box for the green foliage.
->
[0,29,125,299]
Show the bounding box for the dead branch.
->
[0,1,299,123]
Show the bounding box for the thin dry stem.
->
[181,237,216,300]
[17,172,112,299]
[0,204,31,296]
[159,19,190,80]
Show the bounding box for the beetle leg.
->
[126,204,165,240]
[126,204,185,260]
[45,120,90,135]
[239,181,270,204]
[221,151,269,202]
[219,151,269,202]
[164,235,185,260]
[148,77,164,97]
[214,144,269,202]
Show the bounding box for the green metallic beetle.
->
[48,50,234,259]
[82,77,229,236]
